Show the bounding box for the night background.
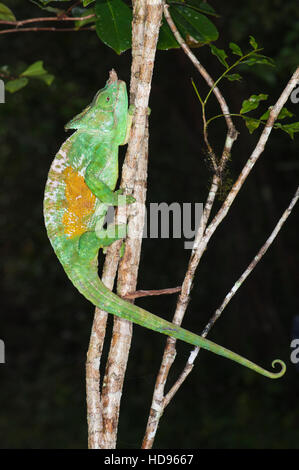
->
[0,0,298,448]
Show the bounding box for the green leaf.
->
[95,0,132,54]
[170,4,219,46]
[240,93,268,114]
[249,35,258,49]
[29,0,64,14]
[275,122,299,139]
[229,42,242,56]
[0,2,16,21]
[243,117,260,134]
[171,0,219,17]
[38,0,73,4]
[72,6,95,29]
[5,78,28,93]
[209,44,228,68]
[277,107,294,120]
[21,60,46,77]
[193,1,218,16]
[259,109,270,120]
[21,60,54,85]
[157,18,180,50]
[83,0,95,5]
[243,53,275,67]
[225,73,242,81]
[260,107,294,122]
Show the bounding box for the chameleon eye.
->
[106,97,110,102]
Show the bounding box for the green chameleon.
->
[43,70,286,379]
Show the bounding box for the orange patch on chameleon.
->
[62,166,96,238]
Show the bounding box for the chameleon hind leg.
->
[78,224,127,261]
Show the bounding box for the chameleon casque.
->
[44,70,286,379]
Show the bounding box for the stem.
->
[204,48,263,105]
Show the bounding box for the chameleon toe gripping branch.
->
[43,70,286,379]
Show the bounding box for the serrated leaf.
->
[225,73,242,81]
[170,5,218,45]
[229,42,242,56]
[157,18,179,50]
[243,117,260,134]
[21,60,54,85]
[95,0,132,54]
[210,44,228,68]
[240,93,268,114]
[0,2,16,21]
[5,78,28,93]
[249,35,258,49]
[275,121,299,139]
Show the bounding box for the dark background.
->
[0,0,298,449]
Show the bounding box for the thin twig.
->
[0,26,95,34]
[202,185,299,336]
[123,286,181,299]
[0,14,95,26]
[164,3,235,133]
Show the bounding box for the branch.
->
[164,184,299,405]
[0,26,95,34]
[202,185,299,336]
[0,14,95,26]
[123,286,181,299]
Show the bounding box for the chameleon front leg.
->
[85,162,135,206]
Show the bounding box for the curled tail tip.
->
[270,359,286,378]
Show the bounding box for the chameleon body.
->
[43,70,286,379]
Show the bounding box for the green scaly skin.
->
[43,70,286,379]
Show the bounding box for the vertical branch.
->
[86,262,119,449]
[100,0,163,449]
[86,0,148,449]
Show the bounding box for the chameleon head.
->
[64,70,128,138]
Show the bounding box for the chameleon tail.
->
[66,260,286,379]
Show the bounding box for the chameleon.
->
[43,69,286,379]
